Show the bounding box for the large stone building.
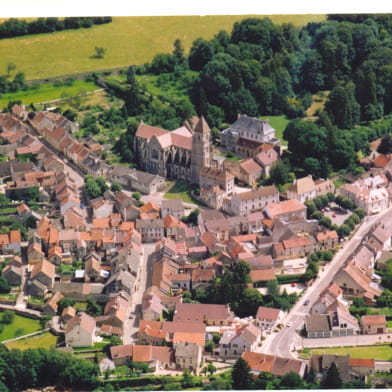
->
[221,114,279,157]
[133,117,213,185]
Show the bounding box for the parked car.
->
[304,299,310,306]
[286,322,292,327]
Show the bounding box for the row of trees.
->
[0,17,112,39]
[0,347,99,391]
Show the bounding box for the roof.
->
[255,149,279,167]
[287,175,316,195]
[349,358,375,368]
[265,199,306,219]
[172,332,205,347]
[250,269,276,282]
[240,158,262,174]
[65,312,96,334]
[242,351,275,373]
[271,356,303,377]
[161,198,184,210]
[234,186,279,202]
[305,314,331,333]
[283,236,311,249]
[193,116,210,134]
[135,121,168,139]
[200,166,234,182]
[174,303,232,323]
[228,114,274,136]
[316,230,338,242]
[360,314,386,326]
[256,306,281,321]
[31,259,55,280]
[110,344,133,360]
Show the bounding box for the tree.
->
[377,134,392,154]
[7,62,16,76]
[280,371,304,389]
[205,341,215,353]
[57,298,76,315]
[1,309,14,324]
[94,46,106,59]
[0,277,10,294]
[86,296,102,316]
[103,336,122,356]
[173,38,185,65]
[237,288,263,318]
[110,182,122,193]
[232,357,253,390]
[269,160,290,185]
[132,191,141,201]
[321,362,343,389]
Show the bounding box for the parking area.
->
[282,258,307,275]
[323,205,352,226]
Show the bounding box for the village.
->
[0,104,392,387]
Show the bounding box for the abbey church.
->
[133,117,213,185]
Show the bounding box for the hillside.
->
[0,15,325,80]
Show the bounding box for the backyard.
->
[6,331,59,350]
[301,344,392,361]
[0,313,41,341]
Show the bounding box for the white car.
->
[286,322,293,327]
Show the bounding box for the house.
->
[218,324,261,357]
[160,199,184,220]
[43,291,64,316]
[223,158,263,187]
[264,199,307,221]
[230,186,280,216]
[333,262,382,301]
[97,293,129,337]
[104,269,136,297]
[173,303,234,326]
[349,358,376,380]
[221,115,278,156]
[174,342,203,374]
[310,354,351,383]
[110,344,134,366]
[136,219,164,242]
[242,351,306,378]
[142,292,167,321]
[29,259,55,297]
[91,198,114,219]
[315,178,335,197]
[65,312,96,348]
[199,167,235,195]
[305,314,332,338]
[255,306,284,331]
[61,306,76,326]
[1,264,22,286]
[287,175,317,203]
[360,314,386,334]
[254,148,279,178]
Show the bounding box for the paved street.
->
[122,242,156,344]
[261,206,392,359]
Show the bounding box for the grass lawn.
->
[0,314,41,341]
[260,115,289,145]
[0,15,325,80]
[164,181,200,205]
[308,344,392,361]
[6,332,58,350]
[0,79,99,109]
[305,91,330,117]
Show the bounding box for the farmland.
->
[0,15,325,80]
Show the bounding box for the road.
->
[261,206,392,359]
[122,242,156,344]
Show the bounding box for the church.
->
[133,117,213,185]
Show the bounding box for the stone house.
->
[255,306,284,331]
[360,314,386,334]
[135,219,165,242]
[29,259,55,297]
[286,175,317,203]
[160,199,185,220]
[173,303,234,326]
[199,166,235,195]
[254,148,279,177]
[230,186,280,216]
[174,342,202,374]
[65,312,96,348]
[218,324,261,357]
[43,291,64,316]
[264,199,307,221]
[1,264,22,286]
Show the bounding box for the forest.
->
[109,14,392,179]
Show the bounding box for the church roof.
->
[193,116,210,134]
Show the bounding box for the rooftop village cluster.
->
[0,106,391,380]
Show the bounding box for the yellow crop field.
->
[0,15,325,80]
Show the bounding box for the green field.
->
[0,79,99,109]
[261,115,289,145]
[164,181,201,205]
[6,331,58,350]
[0,15,325,80]
[307,344,392,361]
[0,314,41,341]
